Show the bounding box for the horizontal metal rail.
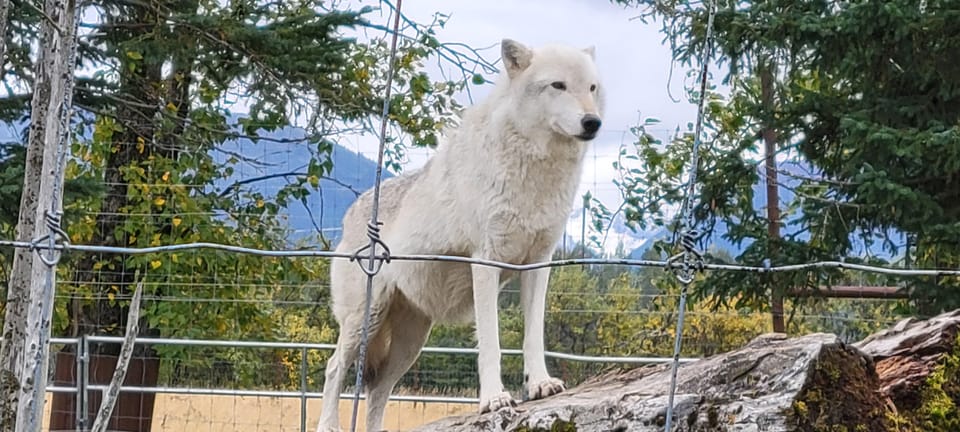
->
[47,384,477,404]
[80,335,698,364]
[2,239,958,276]
[40,335,695,407]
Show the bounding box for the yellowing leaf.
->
[150,260,162,269]
[136,136,145,154]
[162,171,170,182]
[256,199,265,208]
[154,196,166,207]
[108,292,115,302]
[172,216,182,227]
[171,254,179,263]
[128,235,137,245]
[166,102,177,111]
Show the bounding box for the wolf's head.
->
[501,39,605,142]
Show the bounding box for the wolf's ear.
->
[583,46,596,60]
[502,39,533,79]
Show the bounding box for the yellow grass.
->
[42,393,474,432]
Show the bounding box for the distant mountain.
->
[1,118,904,260]
[212,123,392,245]
[563,210,665,259]
[592,160,905,261]
[1,117,390,246]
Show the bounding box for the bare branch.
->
[217,171,363,199]
[90,276,143,432]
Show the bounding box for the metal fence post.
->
[79,335,89,432]
[73,338,82,432]
[300,347,308,432]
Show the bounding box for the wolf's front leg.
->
[471,263,516,413]
[521,266,565,400]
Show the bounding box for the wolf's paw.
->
[526,377,565,400]
[479,391,517,413]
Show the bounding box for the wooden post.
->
[760,63,785,334]
[1,0,77,430]
[0,0,9,67]
[0,0,20,426]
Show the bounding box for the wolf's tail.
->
[361,309,392,387]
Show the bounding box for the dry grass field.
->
[42,394,474,431]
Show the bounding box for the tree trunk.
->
[760,63,784,334]
[0,0,77,430]
[57,3,166,430]
[71,0,162,345]
[0,0,37,420]
[0,0,9,69]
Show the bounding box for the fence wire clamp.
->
[29,209,71,267]
[350,220,391,276]
[667,228,704,285]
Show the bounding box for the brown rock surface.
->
[854,309,960,413]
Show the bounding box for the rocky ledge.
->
[412,310,960,432]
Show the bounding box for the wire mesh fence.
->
[7,1,959,432]
[0,133,932,431]
[36,283,909,432]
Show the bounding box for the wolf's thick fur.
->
[316,39,604,432]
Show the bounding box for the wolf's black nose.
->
[581,115,602,134]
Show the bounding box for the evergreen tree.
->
[610,0,960,314]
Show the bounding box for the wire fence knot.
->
[667,228,704,285]
[350,220,391,276]
[29,209,70,267]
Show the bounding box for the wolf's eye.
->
[550,81,566,91]
[590,84,597,92]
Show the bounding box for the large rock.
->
[412,333,891,431]
[855,309,960,431]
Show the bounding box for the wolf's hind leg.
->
[364,295,432,431]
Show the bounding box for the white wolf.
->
[317,38,604,432]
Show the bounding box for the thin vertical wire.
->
[348,1,403,431]
[664,1,715,431]
[677,4,715,234]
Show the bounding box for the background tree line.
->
[601,0,960,319]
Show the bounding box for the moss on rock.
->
[899,335,960,431]
[513,419,579,432]
[789,343,892,432]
